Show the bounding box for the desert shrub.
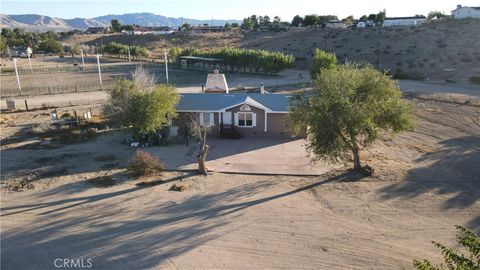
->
[169,183,190,192]
[393,70,425,80]
[102,42,149,57]
[61,112,72,119]
[413,225,479,270]
[469,76,480,85]
[128,150,164,176]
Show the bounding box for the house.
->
[451,5,480,18]
[324,20,347,29]
[174,93,293,138]
[356,21,366,28]
[191,26,228,33]
[382,16,427,27]
[132,26,175,35]
[84,27,109,34]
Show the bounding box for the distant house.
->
[451,5,480,19]
[131,26,175,35]
[324,21,347,29]
[191,26,228,33]
[84,27,109,34]
[174,93,293,138]
[9,46,31,58]
[382,16,427,27]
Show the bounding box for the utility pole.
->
[164,51,169,84]
[80,49,85,69]
[13,58,22,95]
[27,48,33,74]
[96,54,103,88]
[128,47,131,62]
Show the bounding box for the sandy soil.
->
[1,97,479,269]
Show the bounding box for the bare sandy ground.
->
[1,97,479,269]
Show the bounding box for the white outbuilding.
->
[382,16,427,27]
[451,5,480,19]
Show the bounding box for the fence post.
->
[24,100,29,111]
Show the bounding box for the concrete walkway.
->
[146,138,339,176]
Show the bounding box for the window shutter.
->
[209,113,214,126]
[252,113,257,127]
[199,113,204,126]
[234,113,238,126]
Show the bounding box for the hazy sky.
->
[2,0,479,20]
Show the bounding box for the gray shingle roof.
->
[176,93,293,112]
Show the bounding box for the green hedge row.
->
[169,47,295,75]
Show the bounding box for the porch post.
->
[264,112,268,132]
[218,112,222,132]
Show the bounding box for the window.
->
[200,112,214,127]
[237,112,254,127]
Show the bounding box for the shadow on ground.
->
[0,171,351,269]
[380,136,480,232]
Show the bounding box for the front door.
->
[222,112,232,125]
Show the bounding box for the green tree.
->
[413,225,480,270]
[428,11,447,20]
[303,14,319,26]
[310,49,337,79]
[131,85,178,136]
[111,19,122,32]
[104,68,179,137]
[0,37,7,54]
[292,15,304,27]
[359,15,368,22]
[38,38,63,53]
[342,15,355,25]
[288,63,414,171]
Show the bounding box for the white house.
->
[382,16,427,27]
[451,5,480,19]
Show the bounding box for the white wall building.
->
[451,5,480,19]
[382,16,427,27]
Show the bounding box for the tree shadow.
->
[380,136,480,231]
[1,171,349,269]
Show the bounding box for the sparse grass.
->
[87,175,115,187]
[95,154,117,162]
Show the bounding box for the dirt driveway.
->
[146,138,339,175]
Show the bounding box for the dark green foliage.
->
[288,63,414,170]
[171,47,295,75]
[1,28,62,53]
[128,150,165,176]
[102,42,149,57]
[302,14,339,27]
[38,38,63,53]
[292,15,304,27]
[103,75,179,136]
[111,19,122,32]
[413,225,480,270]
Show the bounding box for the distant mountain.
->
[0,13,241,32]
